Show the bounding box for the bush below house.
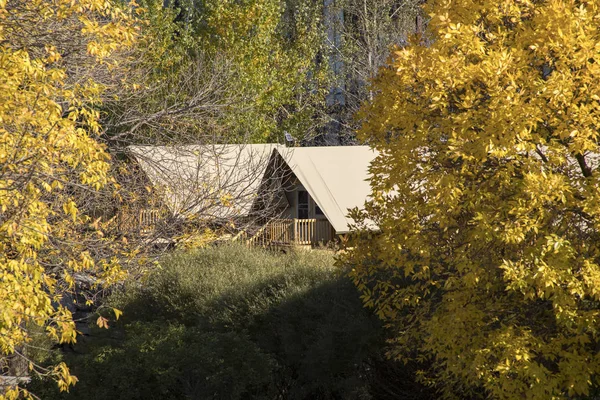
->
[31,245,433,399]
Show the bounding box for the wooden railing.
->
[245,222,271,247]
[245,218,335,247]
[117,208,163,234]
[139,209,161,230]
[268,219,294,244]
[293,219,335,245]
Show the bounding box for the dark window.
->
[315,204,324,216]
[297,190,309,219]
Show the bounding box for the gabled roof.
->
[276,146,377,234]
[127,144,281,219]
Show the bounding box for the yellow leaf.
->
[96,316,109,329]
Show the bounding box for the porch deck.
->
[245,218,336,248]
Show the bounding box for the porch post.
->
[294,219,298,245]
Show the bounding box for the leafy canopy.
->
[346,0,600,398]
[0,0,137,396]
[188,0,329,142]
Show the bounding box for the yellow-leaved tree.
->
[0,0,137,397]
[344,0,600,398]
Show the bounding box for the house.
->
[127,144,377,247]
[247,146,378,247]
[124,144,281,234]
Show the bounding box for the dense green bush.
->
[31,245,432,399]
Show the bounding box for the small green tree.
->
[193,0,330,142]
[345,0,600,398]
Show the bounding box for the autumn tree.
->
[344,0,600,398]
[0,0,139,397]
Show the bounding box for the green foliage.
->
[112,0,329,145]
[187,0,329,142]
[31,245,423,400]
[345,0,600,399]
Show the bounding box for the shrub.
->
[33,245,430,399]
